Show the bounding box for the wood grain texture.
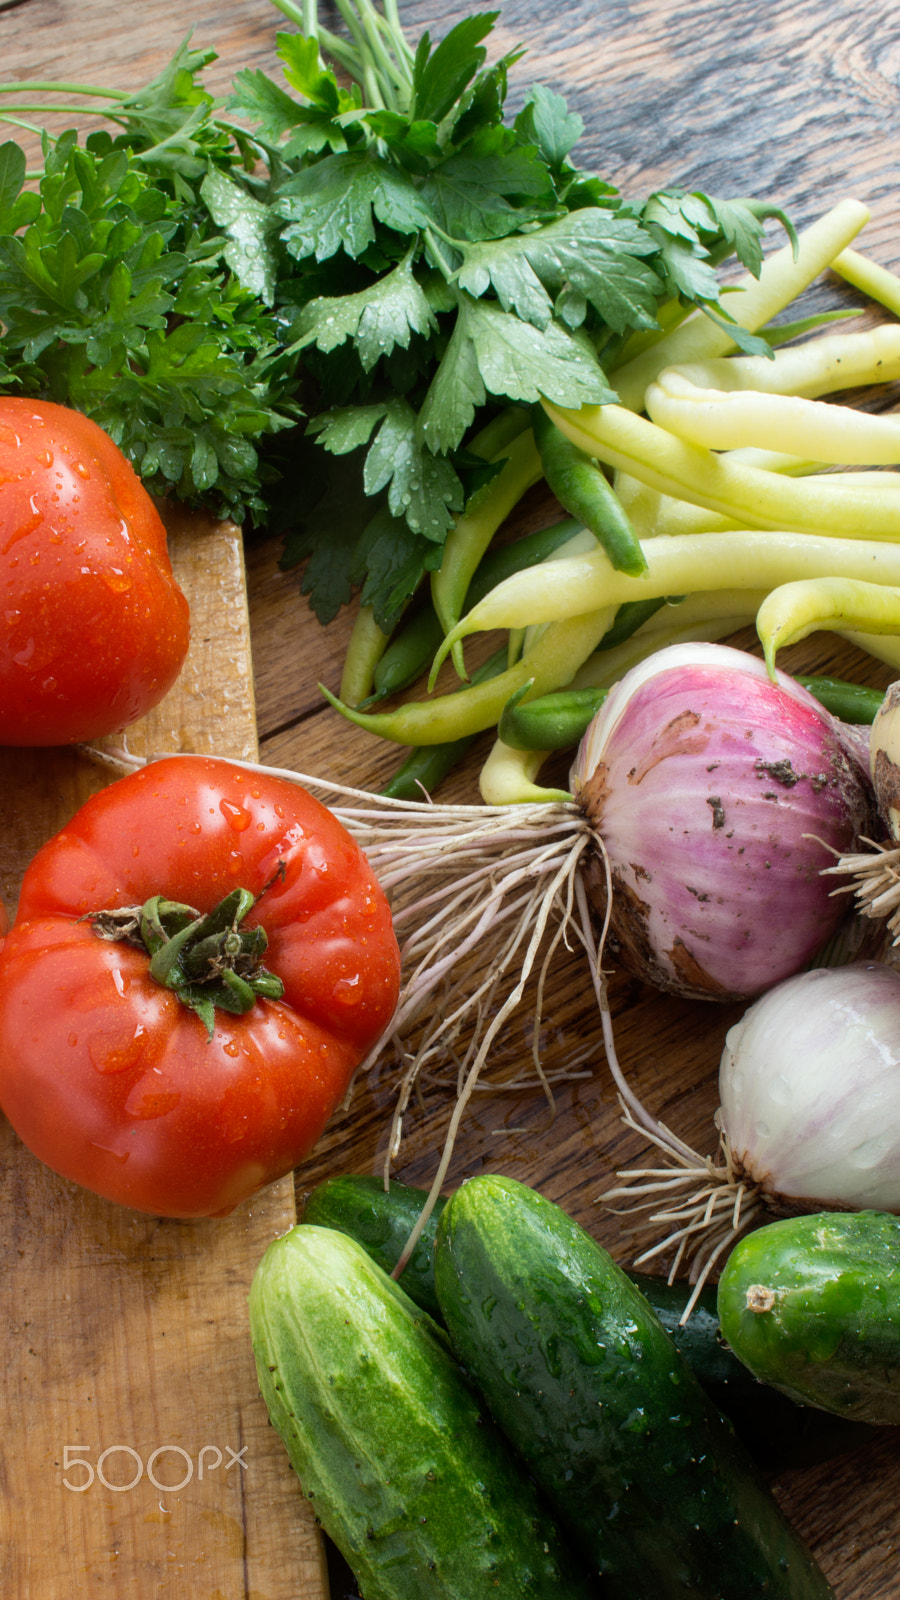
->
[4,0,900,1594]
[0,514,324,1595]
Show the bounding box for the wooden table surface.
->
[5,0,900,1595]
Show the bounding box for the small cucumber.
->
[434,1174,834,1600]
[717,1209,900,1424]
[303,1174,447,1319]
[629,1272,878,1470]
[249,1223,599,1600]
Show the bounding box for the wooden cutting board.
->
[0,508,327,1598]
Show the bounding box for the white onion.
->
[571,641,872,1001]
[720,960,900,1213]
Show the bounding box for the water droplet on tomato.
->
[333,974,362,1006]
[89,1028,150,1075]
[103,569,132,593]
[34,449,53,468]
[125,1088,181,1120]
[13,637,35,667]
[223,1039,240,1058]
[220,798,251,832]
[72,459,91,480]
[89,1141,130,1164]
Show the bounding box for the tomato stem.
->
[90,885,285,1038]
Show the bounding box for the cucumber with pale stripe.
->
[249,1222,599,1600]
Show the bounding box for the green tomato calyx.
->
[89,876,286,1038]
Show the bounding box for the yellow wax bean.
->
[340,604,391,706]
[645,370,900,463]
[478,739,570,805]
[842,630,900,669]
[570,589,770,690]
[542,400,900,539]
[832,246,900,319]
[664,323,900,399]
[573,617,759,689]
[611,198,870,412]
[431,427,543,675]
[757,576,900,676]
[440,530,900,645]
[614,449,821,540]
[613,472,741,539]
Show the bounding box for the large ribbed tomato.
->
[0,397,190,745]
[0,757,400,1217]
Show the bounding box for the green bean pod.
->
[797,674,886,724]
[532,404,646,576]
[497,682,607,752]
[380,648,509,799]
[369,604,446,704]
[366,522,585,708]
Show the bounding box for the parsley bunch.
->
[0,42,300,522]
[223,1,792,624]
[0,3,793,622]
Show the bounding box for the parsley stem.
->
[381,0,415,67]
[0,80,124,98]
[0,104,122,115]
[422,227,456,281]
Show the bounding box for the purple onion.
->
[571,642,873,1001]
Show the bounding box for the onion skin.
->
[869,678,900,839]
[572,643,872,1001]
[720,963,900,1213]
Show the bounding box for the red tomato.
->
[0,756,400,1217]
[0,398,190,745]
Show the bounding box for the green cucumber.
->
[717,1209,900,1425]
[303,1174,447,1320]
[628,1271,878,1470]
[249,1223,599,1600]
[302,1174,878,1471]
[434,1174,834,1600]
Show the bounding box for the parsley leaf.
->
[278,150,432,261]
[418,126,555,241]
[409,13,499,126]
[200,167,284,305]
[456,209,663,331]
[289,253,437,370]
[310,397,464,541]
[0,130,296,520]
[418,293,616,453]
